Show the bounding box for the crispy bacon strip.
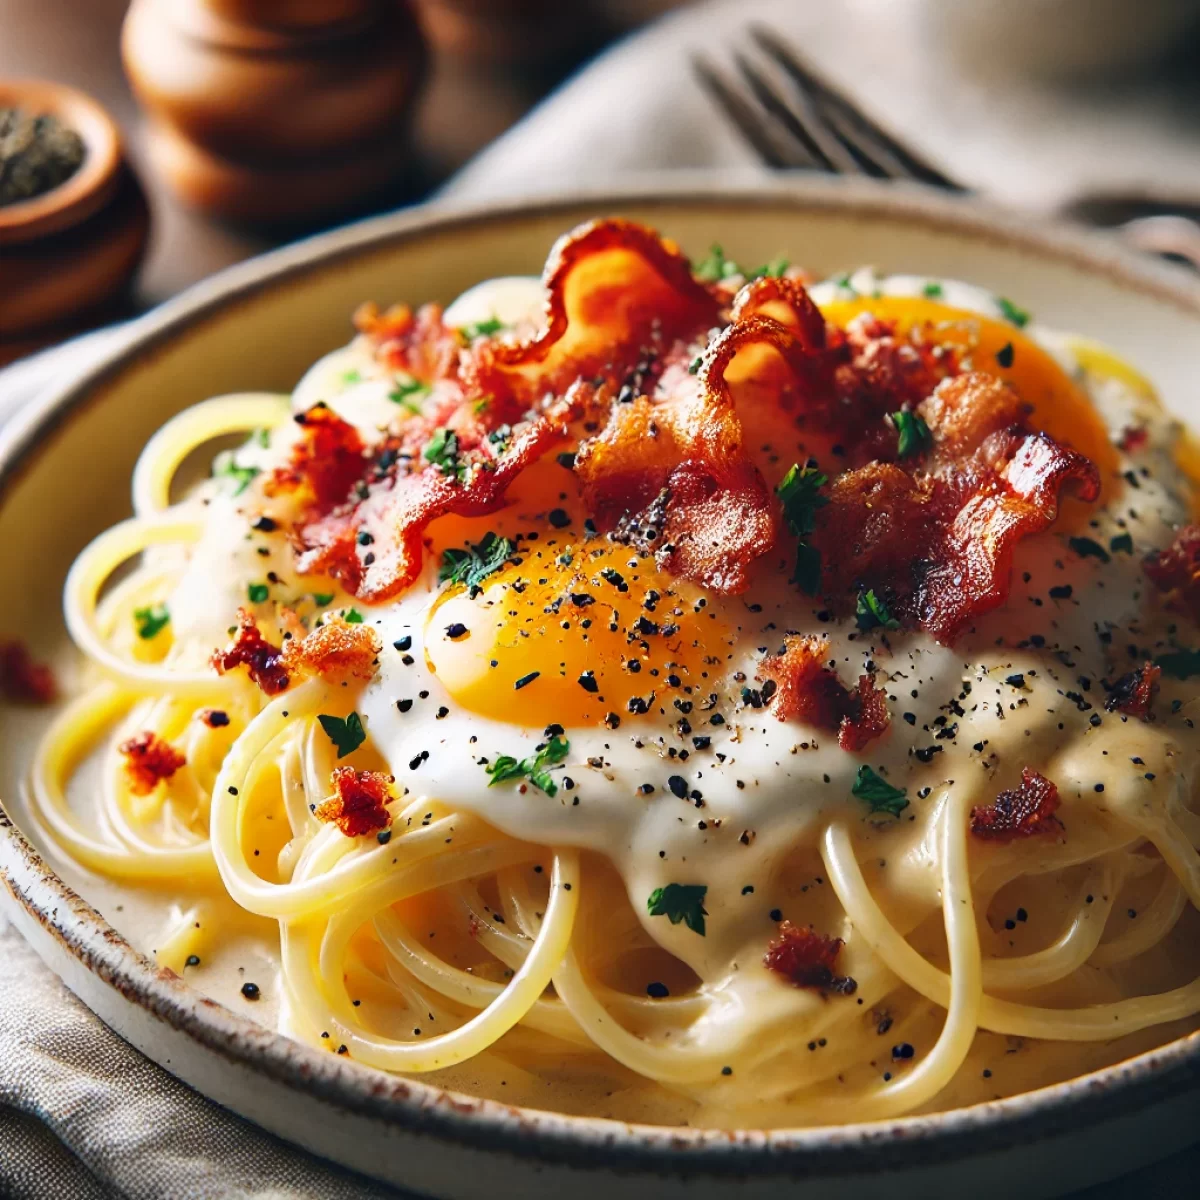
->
[354,301,460,383]
[812,374,1100,643]
[315,767,393,837]
[757,635,890,751]
[282,616,381,683]
[297,416,565,602]
[119,731,186,796]
[1143,524,1200,620]
[0,640,56,704]
[763,921,857,995]
[1104,663,1160,721]
[210,608,289,695]
[970,768,1063,842]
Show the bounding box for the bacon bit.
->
[354,300,460,382]
[1119,425,1149,453]
[763,921,857,995]
[757,635,890,751]
[970,768,1063,842]
[1143,524,1200,620]
[1104,663,1160,720]
[315,767,393,837]
[265,403,366,512]
[729,275,828,350]
[210,608,289,694]
[281,616,381,684]
[0,640,56,704]
[119,731,186,796]
[917,372,1026,458]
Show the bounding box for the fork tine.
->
[691,55,830,171]
[692,56,819,171]
[732,52,862,175]
[750,25,966,191]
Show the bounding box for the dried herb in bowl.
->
[0,108,86,206]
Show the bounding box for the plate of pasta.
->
[2,179,1199,1198]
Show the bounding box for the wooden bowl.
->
[0,79,149,358]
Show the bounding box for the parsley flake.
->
[892,410,932,458]
[922,281,944,299]
[423,428,465,480]
[212,452,260,496]
[855,589,900,632]
[458,317,506,340]
[247,583,269,603]
[253,428,271,448]
[777,462,828,594]
[341,369,362,385]
[485,735,569,797]
[318,712,367,758]
[389,375,432,413]
[439,532,515,595]
[1155,647,1200,680]
[694,244,742,281]
[1068,536,1110,564]
[343,608,364,624]
[133,604,170,640]
[749,255,789,279]
[851,765,909,817]
[646,883,708,936]
[996,296,1031,328]
[312,592,335,606]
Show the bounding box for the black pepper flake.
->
[251,515,277,532]
[377,829,392,845]
[1049,584,1073,600]
[515,671,540,690]
[692,736,711,750]
[1005,674,1025,688]
[604,712,621,729]
[667,775,688,798]
[393,635,412,652]
[445,622,469,640]
[396,698,413,713]
[892,1042,915,1060]
[185,954,200,967]
[578,671,599,693]
[548,508,571,528]
[996,342,1015,368]
[241,982,261,1001]
[646,981,669,998]
[435,706,449,719]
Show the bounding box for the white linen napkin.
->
[2,0,1199,1195]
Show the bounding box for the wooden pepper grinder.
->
[122,0,427,225]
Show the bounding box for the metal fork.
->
[694,25,1200,271]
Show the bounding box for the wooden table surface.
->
[0,0,677,307]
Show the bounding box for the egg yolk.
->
[425,543,729,728]
[821,294,1120,505]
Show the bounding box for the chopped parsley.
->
[922,281,944,299]
[458,316,506,340]
[439,532,515,595]
[1109,532,1134,555]
[776,462,828,594]
[341,369,362,385]
[212,452,260,496]
[694,244,742,281]
[749,255,789,279]
[317,712,367,758]
[851,765,909,817]
[1155,647,1200,680]
[688,355,703,375]
[831,271,857,293]
[133,603,170,640]
[1068,536,1110,564]
[855,589,900,632]
[646,883,708,936]
[996,296,1031,328]
[253,428,271,448]
[389,375,432,413]
[312,592,335,606]
[247,582,269,603]
[485,735,569,797]
[892,410,932,458]
[343,608,364,624]
[423,428,465,480]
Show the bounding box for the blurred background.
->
[2,0,1200,365]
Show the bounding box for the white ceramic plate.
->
[2,177,1199,1199]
